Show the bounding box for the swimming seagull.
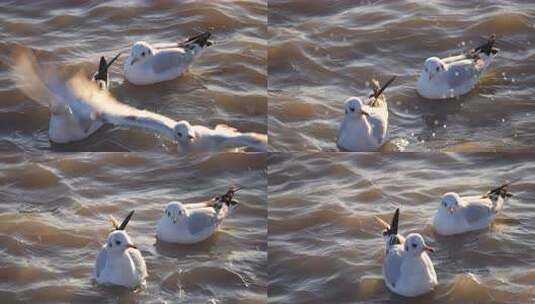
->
[124,31,213,85]
[92,52,121,90]
[432,182,513,236]
[94,210,148,289]
[337,76,396,152]
[156,186,241,244]
[172,120,267,152]
[11,49,266,151]
[375,208,438,297]
[417,34,499,99]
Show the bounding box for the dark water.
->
[268,0,535,152]
[268,153,535,303]
[0,152,267,303]
[0,0,267,152]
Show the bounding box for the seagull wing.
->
[151,50,189,75]
[127,248,147,283]
[187,209,218,236]
[460,197,493,224]
[446,61,478,88]
[94,245,108,279]
[68,73,178,140]
[384,245,404,288]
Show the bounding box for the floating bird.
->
[337,76,396,152]
[433,182,513,236]
[376,208,438,297]
[92,52,121,90]
[11,49,266,151]
[124,32,213,85]
[94,210,147,289]
[417,34,499,99]
[171,120,268,152]
[156,186,241,244]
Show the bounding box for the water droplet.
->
[410,132,415,137]
[434,120,439,125]
[461,41,466,46]
[365,81,370,87]
[501,118,505,123]
[443,124,447,128]
[432,132,436,137]
[455,71,460,77]
[511,78,515,83]
[501,72,506,76]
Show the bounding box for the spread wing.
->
[127,248,147,281]
[151,50,188,74]
[187,209,218,235]
[94,245,108,279]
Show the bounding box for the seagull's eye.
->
[115,240,121,245]
[108,242,112,247]
[166,211,170,217]
[177,132,182,138]
[350,108,355,112]
[141,51,145,57]
[436,67,440,72]
[412,243,417,248]
[345,109,348,114]
[425,68,428,72]
[443,202,447,207]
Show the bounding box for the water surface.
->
[269,153,535,303]
[268,0,535,152]
[0,0,267,152]
[0,152,267,303]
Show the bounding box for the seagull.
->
[124,31,213,85]
[375,208,438,297]
[417,34,499,99]
[172,120,268,152]
[432,182,513,236]
[11,49,267,151]
[92,52,121,90]
[94,210,148,289]
[337,76,396,152]
[156,186,241,244]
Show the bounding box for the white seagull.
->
[337,76,396,152]
[11,49,267,151]
[376,208,438,297]
[124,32,212,85]
[172,120,267,152]
[94,210,148,289]
[432,182,513,236]
[92,53,121,90]
[156,186,240,244]
[417,34,499,99]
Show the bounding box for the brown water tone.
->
[268,0,535,152]
[0,0,267,152]
[0,152,267,303]
[268,153,535,303]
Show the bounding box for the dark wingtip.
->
[118,210,135,230]
[488,181,514,199]
[217,185,242,206]
[473,34,497,56]
[372,76,396,99]
[386,208,399,236]
[106,52,121,70]
[182,31,213,48]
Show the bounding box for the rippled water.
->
[268,153,535,303]
[268,0,535,152]
[0,152,267,303]
[0,0,267,152]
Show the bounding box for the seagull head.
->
[129,41,155,66]
[106,230,136,254]
[405,233,434,256]
[344,97,369,118]
[164,201,189,224]
[424,57,446,81]
[440,192,460,214]
[173,120,196,143]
